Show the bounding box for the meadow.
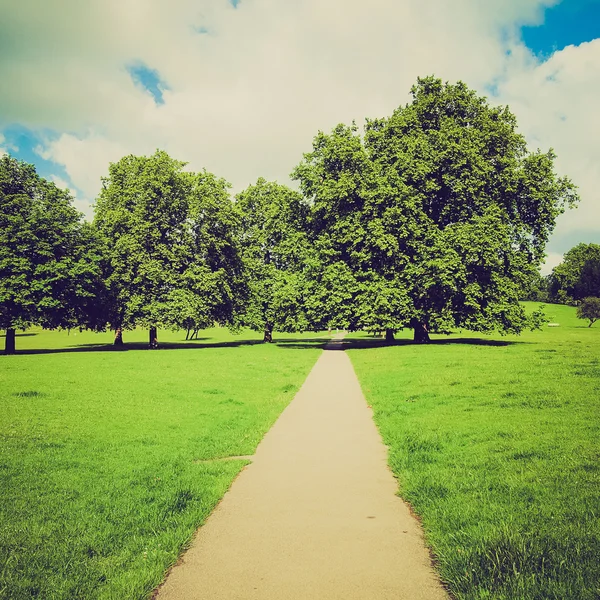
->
[347,303,600,599]
[0,327,324,599]
[2,307,599,600]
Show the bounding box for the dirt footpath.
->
[156,338,448,599]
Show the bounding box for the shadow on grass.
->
[3,334,527,356]
[0,332,38,338]
[337,336,526,351]
[5,337,332,355]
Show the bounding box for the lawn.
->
[347,303,600,599]
[0,327,324,599]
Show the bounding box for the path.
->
[156,337,448,599]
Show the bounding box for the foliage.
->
[93,151,246,341]
[549,243,600,304]
[577,296,600,327]
[168,170,248,337]
[235,178,310,340]
[0,154,103,353]
[348,303,600,599]
[574,257,600,301]
[521,272,550,302]
[292,77,578,340]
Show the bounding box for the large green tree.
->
[235,178,310,341]
[293,77,578,341]
[165,170,248,339]
[0,155,103,354]
[93,151,246,345]
[549,243,600,304]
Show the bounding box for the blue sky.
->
[521,0,600,56]
[127,63,169,105]
[1,125,69,185]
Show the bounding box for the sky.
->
[1,0,599,274]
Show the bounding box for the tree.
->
[166,170,248,338]
[522,271,550,302]
[235,178,310,341]
[292,77,578,341]
[549,243,600,304]
[577,297,600,327]
[576,258,600,300]
[93,151,246,345]
[0,155,103,354]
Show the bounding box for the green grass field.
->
[347,303,600,599]
[0,327,324,599]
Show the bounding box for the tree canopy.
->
[549,243,600,304]
[93,150,246,345]
[0,154,102,353]
[577,297,600,327]
[292,77,578,340]
[235,178,310,341]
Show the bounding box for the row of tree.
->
[524,243,600,305]
[1,77,580,354]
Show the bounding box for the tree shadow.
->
[328,336,526,351]
[273,335,526,351]
[9,338,258,355]
[272,338,332,350]
[0,332,38,338]
[3,334,526,356]
[432,337,525,347]
[6,336,332,355]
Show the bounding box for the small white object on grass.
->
[547,323,560,327]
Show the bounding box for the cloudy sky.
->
[1,0,599,273]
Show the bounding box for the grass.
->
[347,303,600,600]
[0,327,324,599]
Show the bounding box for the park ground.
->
[1,303,599,599]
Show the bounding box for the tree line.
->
[526,243,600,304]
[1,77,581,354]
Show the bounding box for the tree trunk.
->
[185,328,190,340]
[385,328,395,342]
[4,328,16,355]
[149,326,158,349]
[413,322,430,343]
[263,322,273,343]
[114,328,124,346]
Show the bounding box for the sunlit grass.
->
[0,327,323,599]
[347,303,600,599]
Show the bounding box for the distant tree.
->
[93,151,246,346]
[549,243,600,304]
[522,272,550,302]
[235,178,310,341]
[0,155,103,354]
[577,297,600,327]
[293,77,578,341]
[574,258,600,300]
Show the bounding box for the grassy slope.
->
[347,304,599,600]
[0,328,323,599]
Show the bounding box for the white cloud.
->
[0,0,596,254]
[50,174,95,221]
[39,134,127,200]
[0,132,18,155]
[494,38,600,242]
[541,251,563,275]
